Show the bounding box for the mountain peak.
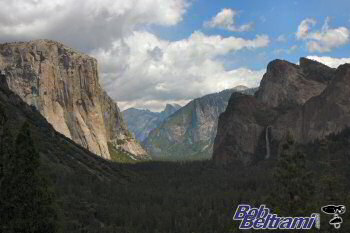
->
[123,104,182,142]
[299,57,335,84]
[299,57,329,68]
[163,103,181,114]
[233,85,249,91]
[266,59,299,76]
[256,57,330,108]
[1,39,93,62]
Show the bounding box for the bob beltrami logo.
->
[233,204,320,230]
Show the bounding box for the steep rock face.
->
[273,63,350,142]
[213,93,276,164]
[255,59,333,108]
[213,58,344,165]
[143,88,257,160]
[0,72,126,180]
[122,104,181,142]
[0,40,147,159]
[303,64,350,138]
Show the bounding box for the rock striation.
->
[213,57,350,165]
[0,39,147,159]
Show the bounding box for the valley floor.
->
[1,84,350,232]
[55,131,350,233]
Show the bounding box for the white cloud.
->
[276,34,287,42]
[0,0,269,111]
[274,45,299,55]
[0,0,189,51]
[92,31,268,111]
[296,17,350,53]
[204,8,254,32]
[306,56,350,68]
[296,18,317,40]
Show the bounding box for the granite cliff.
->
[213,57,349,165]
[0,40,147,160]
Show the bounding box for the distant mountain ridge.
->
[143,87,257,160]
[123,104,181,142]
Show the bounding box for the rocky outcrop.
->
[122,104,181,142]
[213,93,277,164]
[273,63,350,142]
[213,57,346,165]
[143,87,257,160]
[0,39,147,159]
[255,59,334,108]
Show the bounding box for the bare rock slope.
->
[0,39,147,159]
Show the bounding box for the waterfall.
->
[265,126,271,159]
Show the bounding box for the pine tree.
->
[0,104,7,183]
[0,105,15,233]
[268,133,315,215]
[0,122,60,233]
[318,139,346,203]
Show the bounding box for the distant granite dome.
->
[143,88,257,160]
[162,104,182,118]
[0,39,147,159]
[233,85,249,91]
[123,104,181,142]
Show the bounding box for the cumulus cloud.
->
[296,17,350,52]
[92,31,268,111]
[306,56,350,68]
[296,18,317,39]
[0,0,189,51]
[0,0,268,111]
[204,8,254,32]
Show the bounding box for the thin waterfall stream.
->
[265,126,271,159]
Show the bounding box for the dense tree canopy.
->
[0,120,60,233]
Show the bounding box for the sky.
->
[1,0,350,111]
